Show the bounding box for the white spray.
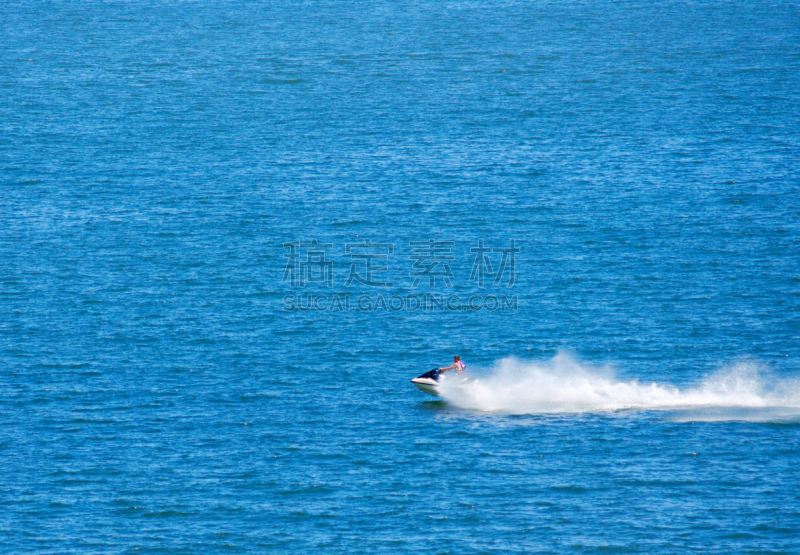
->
[436,352,800,419]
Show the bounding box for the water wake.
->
[437,353,800,421]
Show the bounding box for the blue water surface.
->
[2,0,800,553]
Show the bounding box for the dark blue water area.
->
[2,0,800,553]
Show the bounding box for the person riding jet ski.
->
[411,355,466,395]
[439,355,466,374]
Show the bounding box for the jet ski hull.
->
[411,368,469,396]
[411,377,439,396]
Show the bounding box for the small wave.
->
[437,352,800,421]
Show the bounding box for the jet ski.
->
[411,368,470,396]
[411,368,442,395]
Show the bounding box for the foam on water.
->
[438,353,800,420]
